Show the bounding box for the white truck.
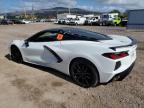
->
[99,13,119,26]
[21,19,31,24]
[87,16,100,25]
[74,17,86,25]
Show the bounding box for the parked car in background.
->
[67,19,76,25]
[21,19,31,24]
[40,19,46,22]
[112,17,122,26]
[74,17,86,25]
[87,16,100,25]
[33,19,41,23]
[58,19,66,24]
[64,18,73,25]
[40,19,51,22]
[0,19,13,25]
[99,14,113,26]
[54,19,59,24]
[11,19,26,24]
[99,13,119,26]
[121,18,128,26]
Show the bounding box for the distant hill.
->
[6,7,101,18]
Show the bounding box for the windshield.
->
[102,15,109,19]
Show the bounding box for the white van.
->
[88,16,100,25]
[74,17,86,25]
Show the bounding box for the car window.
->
[103,15,109,18]
[30,31,58,42]
[63,29,112,41]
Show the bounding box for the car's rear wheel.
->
[11,46,23,63]
[70,58,99,88]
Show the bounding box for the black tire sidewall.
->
[11,46,23,63]
[70,59,99,88]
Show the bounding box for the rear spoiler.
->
[110,36,137,51]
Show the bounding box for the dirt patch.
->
[138,42,144,50]
[0,23,144,108]
[51,81,64,87]
[38,99,66,108]
[12,78,43,102]
[11,78,67,108]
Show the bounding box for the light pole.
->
[69,7,71,15]
[31,4,35,22]
[21,0,27,19]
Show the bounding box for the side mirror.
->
[25,40,29,47]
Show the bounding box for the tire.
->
[70,58,99,88]
[114,23,117,26]
[11,46,23,63]
[100,23,103,26]
[103,22,106,26]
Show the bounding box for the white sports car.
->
[10,27,137,88]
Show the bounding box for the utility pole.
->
[69,8,71,15]
[32,4,35,21]
[4,12,7,19]
[21,0,27,19]
[56,10,59,19]
[24,7,27,19]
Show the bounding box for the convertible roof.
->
[49,27,83,33]
[59,27,79,31]
[39,27,112,41]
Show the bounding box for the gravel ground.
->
[0,23,144,108]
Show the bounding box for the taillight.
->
[103,52,129,60]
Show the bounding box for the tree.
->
[110,9,128,18]
[121,11,128,18]
[110,10,121,14]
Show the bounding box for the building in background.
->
[83,14,94,19]
[57,13,76,19]
[0,15,4,19]
[127,9,144,30]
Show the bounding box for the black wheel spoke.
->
[84,79,89,86]
[71,62,95,87]
[70,59,99,88]
[11,46,23,63]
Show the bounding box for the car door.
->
[21,30,62,65]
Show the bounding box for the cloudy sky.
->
[0,0,144,12]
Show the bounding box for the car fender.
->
[68,53,102,75]
[10,40,25,60]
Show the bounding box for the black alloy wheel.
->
[11,46,23,63]
[70,58,99,88]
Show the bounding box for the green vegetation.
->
[110,10,121,14]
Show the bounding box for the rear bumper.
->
[97,47,136,83]
[99,59,136,83]
[110,62,135,82]
[68,22,76,25]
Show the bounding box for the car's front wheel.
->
[11,46,23,63]
[70,58,99,88]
